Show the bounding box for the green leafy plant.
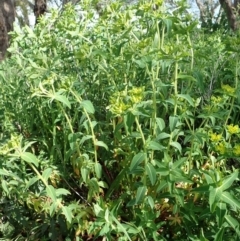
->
[0,0,240,240]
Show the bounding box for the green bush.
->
[0,0,240,240]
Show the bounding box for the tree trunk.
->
[219,0,238,30]
[34,0,47,25]
[0,0,15,61]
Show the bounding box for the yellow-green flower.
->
[221,84,236,95]
[215,142,226,155]
[233,144,240,156]
[226,124,239,135]
[209,132,222,142]
[109,99,130,115]
[129,87,145,104]
[211,96,222,104]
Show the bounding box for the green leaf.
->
[79,135,92,145]
[26,177,39,189]
[147,196,154,209]
[88,178,99,192]
[177,74,196,82]
[216,203,226,227]
[105,167,128,199]
[129,152,146,172]
[46,185,57,202]
[146,141,165,151]
[61,206,72,223]
[172,157,186,169]
[170,141,182,153]
[54,93,71,109]
[220,170,238,192]
[81,100,95,114]
[126,199,136,207]
[49,203,57,217]
[204,173,214,184]
[156,118,165,131]
[209,188,222,212]
[111,215,132,241]
[98,181,108,188]
[2,180,9,194]
[192,185,211,193]
[169,116,178,132]
[81,167,89,183]
[157,132,170,140]
[221,191,240,209]
[170,171,193,183]
[95,162,102,179]
[21,152,39,167]
[146,163,156,185]
[0,168,10,176]
[200,228,209,241]
[214,227,225,241]
[42,168,52,182]
[93,203,103,216]
[135,186,147,204]
[104,208,110,222]
[225,215,239,230]
[55,188,70,197]
[157,181,168,192]
[68,133,81,149]
[95,140,108,150]
[177,94,194,106]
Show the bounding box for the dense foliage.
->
[0,0,240,240]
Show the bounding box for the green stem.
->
[70,90,98,163]
[173,60,179,116]
[135,116,147,185]
[224,63,238,126]
[135,116,146,146]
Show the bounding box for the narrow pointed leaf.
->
[95,162,102,179]
[136,186,147,204]
[178,94,194,106]
[95,140,108,150]
[55,188,70,197]
[220,170,238,192]
[156,118,165,131]
[216,203,226,227]
[214,227,225,241]
[21,152,39,167]
[46,185,57,202]
[170,141,182,153]
[146,163,156,185]
[2,180,9,194]
[225,215,239,229]
[146,141,165,151]
[42,168,52,182]
[26,177,39,189]
[147,196,154,209]
[62,206,72,223]
[81,100,95,114]
[172,157,187,169]
[54,94,71,109]
[129,152,146,172]
[221,191,240,209]
[169,116,178,132]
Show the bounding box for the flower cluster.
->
[209,132,222,142]
[221,84,236,95]
[226,124,239,135]
[108,87,145,116]
[209,124,240,156]
[211,96,223,104]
